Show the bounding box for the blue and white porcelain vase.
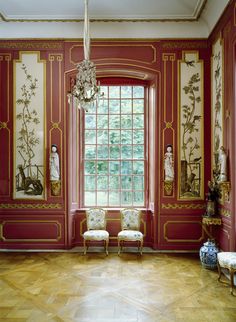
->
[199,239,219,269]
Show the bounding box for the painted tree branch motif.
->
[180,59,202,197]
[213,51,222,168]
[15,64,43,195]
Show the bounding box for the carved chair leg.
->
[230,269,235,295]
[118,239,121,255]
[140,240,143,255]
[217,262,222,282]
[105,239,109,256]
[83,239,87,255]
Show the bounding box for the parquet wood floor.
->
[0,251,235,322]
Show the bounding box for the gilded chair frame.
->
[118,208,143,255]
[83,208,109,255]
[217,260,236,295]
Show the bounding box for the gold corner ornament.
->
[0,122,8,129]
[164,181,173,196]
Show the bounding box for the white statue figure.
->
[164,144,174,181]
[219,146,227,182]
[50,144,60,181]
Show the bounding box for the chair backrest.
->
[120,208,142,231]
[86,208,107,230]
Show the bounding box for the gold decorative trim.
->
[164,220,204,242]
[202,217,221,225]
[1,220,62,242]
[0,121,8,129]
[0,42,63,50]
[219,208,231,218]
[0,203,62,209]
[162,203,205,209]
[162,41,208,49]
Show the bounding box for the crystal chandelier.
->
[68,0,102,111]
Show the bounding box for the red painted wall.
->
[0,1,235,251]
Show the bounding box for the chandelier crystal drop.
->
[68,0,102,111]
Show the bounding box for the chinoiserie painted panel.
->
[178,52,204,200]
[211,37,224,175]
[13,52,46,200]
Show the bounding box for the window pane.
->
[121,191,132,205]
[109,86,120,98]
[109,176,120,189]
[121,99,132,114]
[110,146,120,159]
[85,146,96,159]
[133,86,144,98]
[84,176,96,190]
[97,145,108,159]
[100,86,108,98]
[97,130,108,144]
[133,130,144,144]
[133,114,144,128]
[133,191,144,205]
[85,191,96,206]
[133,145,144,159]
[109,161,120,174]
[97,176,108,189]
[121,130,132,144]
[109,100,120,114]
[97,191,108,205]
[133,161,144,174]
[97,161,108,174]
[121,115,132,129]
[133,99,144,113]
[84,161,96,174]
[121,86,132,98]
[97,99,108,114]
[85,130,96,144]
[97,115,108,129]
[109,115,120,129]
[109,130,120,144]
[121,176,132,189]
[85,115,96,129]
[121,145,132,159]
[109,191,120,205]
[121,161,132,174]
[133,176,144,190]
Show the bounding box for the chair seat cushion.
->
[83,230,109,241]
[118,230,143,241]
[217,252,236,269]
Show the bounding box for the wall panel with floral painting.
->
[13,52,46,199]
[178,51,204,200]
[211,37,224,175]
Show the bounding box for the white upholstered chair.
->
[217,252,236,295]
[118,208,143,255]
[83,208,109,255]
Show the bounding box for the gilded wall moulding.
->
[162,203,205,209]
[0,203,62,209]
[161,42,208,49]
[219,208,231,218]
[0,42,63,50]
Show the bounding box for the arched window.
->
[80,78,148,208]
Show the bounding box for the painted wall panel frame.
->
[178,51,204,200]
[211,37,224,174]
[13,52,46,200]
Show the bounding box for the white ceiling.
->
[0,0,231,39]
